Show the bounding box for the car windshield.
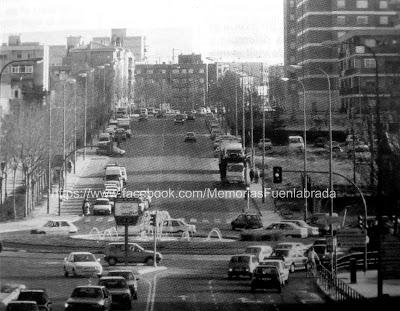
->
[18,292,46,304]
[313,246,326,254]
[230,256,249,263]
[95,200,109,205]
[187,133,194,137]
[71,288,102,299]
[272,249,289,257]
[73,254,96,262]
[105,175,119,181]
[276,244,293,249]
[256,266,277,275]
[99,279,127,289]
[289,138,301,143]
[245,247,258,254]
[262,261,279,268]
[227,165,243,172]
[99,136,109,141]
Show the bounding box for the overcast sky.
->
[0,0,284,64]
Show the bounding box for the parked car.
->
[64,286,112,311]
[257,138,272,150]
[308,212,340,235]
[114,128,127,141]
[314,137,327,148]
[262,222,308,238]
[288,136,304,152]
[184,132,196,142]
[104,242,162,266]
[174,115,185,124]
[187,113,195,121]
[17,290,52,311]
[231,213,263,230]
[250,265,283,293]
[280,220,319,236]
[92,198,112,216]
[269,248,308,272]
[98,133,112,147]
[328,141,344,153]
[107,270,138,300]
[96,146,126,157]
[31,220,78,235]
[260,258,289,285]
[227,254,259,279]
[160,219,196,234]
[63,252,103,277]
[104,127,115,137]
[98,277,132,309]
[243,245,273,262]
[6,301,39,311]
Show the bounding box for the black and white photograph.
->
[1,0,400,310]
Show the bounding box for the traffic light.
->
[273,166,282,183]
[391,214,398,225]
[358,215,364,229]
[150,214,157,226]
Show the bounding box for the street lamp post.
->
[79,73,88,160]
[235,75,238,137]
[282,76,308,220]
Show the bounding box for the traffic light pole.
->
[153,211,157,267]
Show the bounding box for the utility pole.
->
[261,63,266,203]
[47,92,51,214]
[250,87,254,169]
[235,75,238,137]
[241,63,246,149]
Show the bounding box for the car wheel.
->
[286,234,293,238]
[72,268,77,277]
[290,264,295,273]
[64,268,69,277]
[277,286,282,293]
[108,257,117,266]
[145,257,154,266]
[133,292,138,300]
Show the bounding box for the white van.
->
[226,162,246,184]
[105,166,123,189]
[288,136,304,152]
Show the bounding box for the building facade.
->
[0,35,49,117]
[284,0,400,127]
[338,29,400,138]
[135,54,208,111]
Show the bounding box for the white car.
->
[263,222,308,238]
[270,248,308,273]
[243,245,273,262]
[257,138,272,150]
[280,220,319,237]
[63,252,103,277]
[161,219,196,234]
[103,186,119,198]
[120,167,127,184]
[92,198,112,216]
[98,133,112,147]
[104,180,122,192]
[31,220,78,234]
[260,258,289,285]
[288,136,304,152]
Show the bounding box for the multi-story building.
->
[338,29,400,137]
[109,29,146,63]
[284,0,400,129]
[135,54,209,111]
[0,35,49,117]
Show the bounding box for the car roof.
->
[246,245,271,249]
[108,270,134,274]
[20,290,45,293]
[69,252,94,255]
[8,301,37,304]
[75,285,104,289]
[256,265,279,270]
[99,276,125,280]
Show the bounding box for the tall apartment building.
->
[284,0,399,127]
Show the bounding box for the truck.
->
[96,141,126,157]
[117,118,132,138]
[218,142,249,185]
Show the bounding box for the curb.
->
[0,284,26,311]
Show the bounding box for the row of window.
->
[292,0,388,9]
[340,57,377,71]
[11,65,34,74]
[137,78,205,84]
[136,68,205,75]
[336,15,389,25]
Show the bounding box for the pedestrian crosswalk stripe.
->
[84,218,91,223]
[215,219,221,223]
[190,218,197,223]
[202,219,209,223]
[96,217,103,222]
[226,219,231,224]
[107,217,114,222]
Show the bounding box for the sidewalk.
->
[337,270,400,299]
[0,146,101,233]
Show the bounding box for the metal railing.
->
[317,265,367,302]
[336,251,379,271]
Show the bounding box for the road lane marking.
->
[149,273,158,311]
[214,219,221,223]
[190,218,197,223]
[202,219,209,223]
[84,218,91,223]
[95,217,103,222]
[144,278,153,311]
[107,217,114,222]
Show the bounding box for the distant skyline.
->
[0,0,284,64]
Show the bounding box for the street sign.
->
[114,197,142,226]
[336,229,366,248]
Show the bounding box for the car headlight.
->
[122,293,131,299]
[228,268,233,271]
[245,268,249,271]
[64,303,69,308]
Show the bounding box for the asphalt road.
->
[61,116,262,234]
[0,251,326,311]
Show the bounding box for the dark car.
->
[114,128,127,141]
[250,265,282,293]
[138,114,148,121]
[314,137,327,148]
[98,277,132,309]
[17,290,52,311]
[64,286,112,311]
[107,270,138,300]
[231,213,263,230]
[174,115,185,124]
[184,132,196,142]
[6,301,39,311]
[156,112,166,118]
[187,113,195,121]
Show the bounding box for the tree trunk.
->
[12,169,16,220]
